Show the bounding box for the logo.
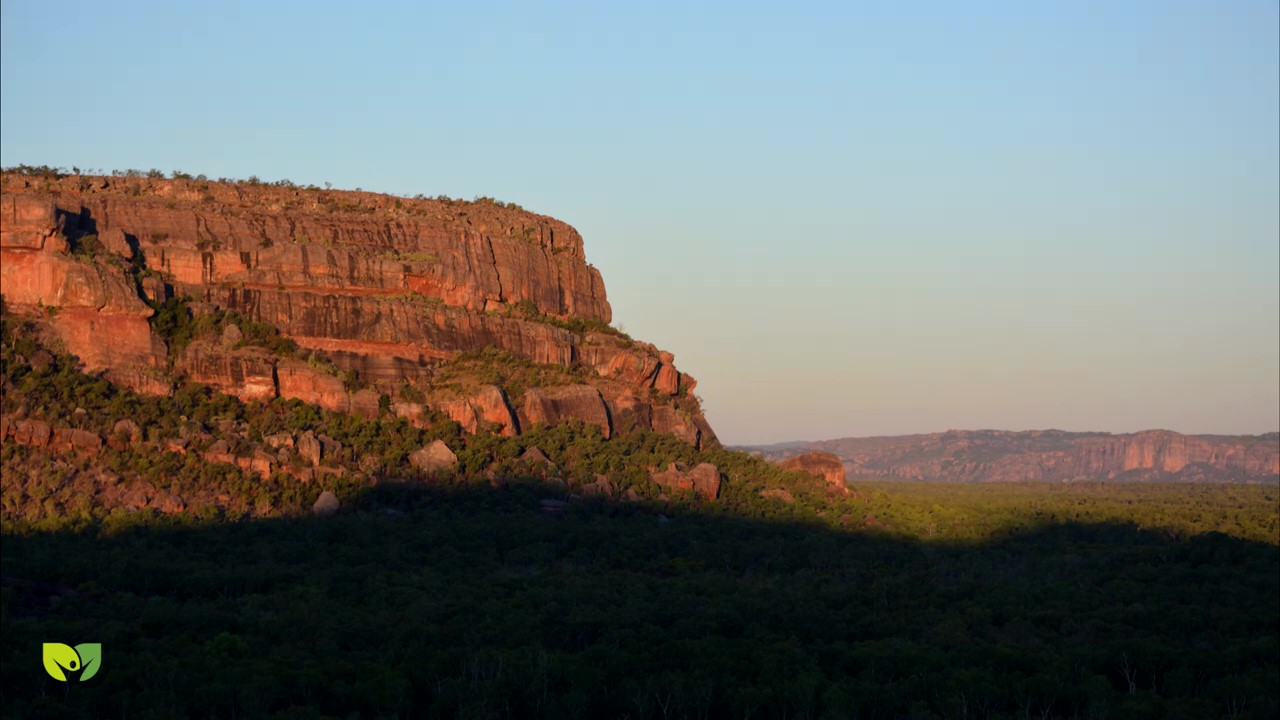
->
[42,643,101,682]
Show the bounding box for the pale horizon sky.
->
[3,1,1277,445]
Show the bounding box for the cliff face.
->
[751,430,1280,483]
[0,194,168,380]
[0,173,716,448]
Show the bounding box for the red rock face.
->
[275,360,351,412]
[438,386,519,437]
[651,463,722,500]
[1,195,63,250]
[520,385,613,438]
[779,451,848,492]
[43,178,609,322]
[0,195,167,384]
[1,174,717,446]
[759,430,1280,483]
[179,341,277,402]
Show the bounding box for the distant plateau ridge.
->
[741,429,1280,483]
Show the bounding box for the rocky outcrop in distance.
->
[1,173,716,448]
[778,451,849,492]
[748,430,1280,483]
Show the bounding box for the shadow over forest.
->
[2,483,1277,720]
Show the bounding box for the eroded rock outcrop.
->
[519,385,612,438]
[312,491,341,517]
[410,440,458,473]
[179,341,277,401]
[437,385,518,437]
[1,174,717,447]
[1,414,101,454]
[651,463,722,500]
[1,195,167,384]
[276,360,351,412]
[519,447,556,470]
[779,451,849,493]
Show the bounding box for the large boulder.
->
[108,418,142,450]
[296,431,323,466]
[202,439,234,465]
[760,488,795,503]
[581,474,615,498]
[518,385,612,438]
[438,385,519,437]
[262,432,294,449]
[50,427,102,454]
[247,450,275,479]
[312,491,340,517]
[113,418,142,441]
[410,439,458,473]
[686,463,722,500]
[14,419,52,447]
[317,434,342,460]
[519,447,556,469]
[651,462,721,501]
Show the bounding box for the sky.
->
[2,1,1277,445]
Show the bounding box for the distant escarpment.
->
[748,430,1280,483]
[0,170,715,448]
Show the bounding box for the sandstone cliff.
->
[751,430,1280,483]
[0,171,716,448]
[778,451,849,492]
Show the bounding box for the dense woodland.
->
[1,305,1278,719]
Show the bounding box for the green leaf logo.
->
[74,644,101,681]
[42,643,77,681]
[42,643,101,682]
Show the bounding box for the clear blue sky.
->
[3,1,1277,444]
